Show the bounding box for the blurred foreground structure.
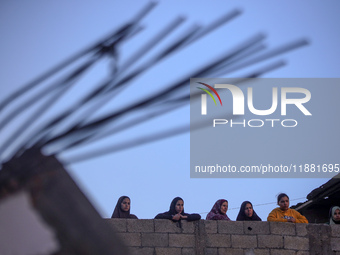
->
[0,2,314,254]
[0,149,128,254]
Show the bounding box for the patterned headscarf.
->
[206,199,230,220]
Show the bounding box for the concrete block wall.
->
[105,219,340,255]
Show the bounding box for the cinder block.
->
[206,234,231,248]
[218,221,244,234]
[296,223,308,237]
[244,222,270,235]
[142,233,168,247]
[205,248,218,255]
[129,247,154,255]
[332,225,340,237]
[106,218,340,254]
[181,220,196,233]
[296,251,310,255]
[331,238,340,251]
[106,218,127,232]
[169,234,195,248]
[117,232,141,246]
[307,224,333,254]
[182,248,195,255]
[218,248,243,255]
[127,219,154,232]
[244,249,256,255]
[270,222,296,235]
[258,235,283,248]
[253,249,270,255]
[155,219,181,233]
[284,236,309,250]
[204,220,218,233]
[270,249,296,255]
[155,247,181,255]
[231,235,257,248]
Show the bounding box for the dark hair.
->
[277,193,289,204]
[111,196,130,218]
[169,197,184,215]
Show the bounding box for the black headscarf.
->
[154,196,201,223]
[111,196,138,219]
[236,201,262,221]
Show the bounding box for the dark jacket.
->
[154,197,201,222]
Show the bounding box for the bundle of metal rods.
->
[0,2,309,166]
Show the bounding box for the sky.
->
[1,0,340,221]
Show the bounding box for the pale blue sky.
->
[1,1,339,220]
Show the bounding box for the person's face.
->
[175,200,184,213]
[334,209,340,221]
[121,198,130,212]
[278,196,289,211]
[220,201,228,214]
[244,203,253,217]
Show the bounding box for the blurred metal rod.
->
[213,38,309,75]
[62,124,190,164]
[58,61,286,163]
[16,56,285,162]
[50,101,187,154]
[14,17,188,150]
[0,75,86,161]
[69,45,269,147]
[30,24,201,140]
[60,9,243,130]
[70,25,200,129]
[205,43,267,77]
[47,60,286,155]
[62,113,236,165]
[36,34,267,147]
[186,60,287,102]
[18,32,306,154]
[181,9,242,47]
[118,16,186,74]
[0,1,156,112]
[0,56,99,131]
[70,33,265,131]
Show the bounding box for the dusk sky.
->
[1,1,339,221]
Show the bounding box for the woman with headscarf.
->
[154,197,201,222]
[267,193,308,223]
[236,201,262,221]
[111,196,138,219]
[329,206,340,225]
[206,199,231,220]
